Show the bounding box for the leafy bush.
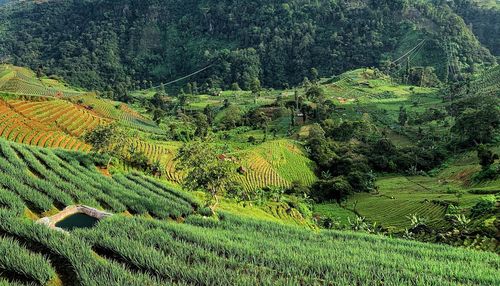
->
[470,196,497,217]
[310,177,353,203]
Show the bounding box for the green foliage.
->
[0,138,196,218]
[83,123,121,155]
[218,105,243,130]
[0,0,494,90]
[450,95,500,146]
[470,195,497,217]
[193,112,210,138]
[311,177,353,203]
[451,0,500,55]
[407,67,440,87]
[305,85,324,101]
[477,145,499,170]
[0,236,56,285]
[177,141,235,213]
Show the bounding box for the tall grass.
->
[0,236,56,285]
[0,138,498,285]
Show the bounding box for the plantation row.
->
[7,98,107,137]
[355,198,448,229]
[0,139,197,218]
[125,139,317,192]
[1,75,83,98]
[161,151,184,183]
[126,139,317,191]
[74,95,164,134]
[0,101,90,152]
[0,65,86,98]
[235,140,317,191]
[467,65,500,96]
[125,139,172,163]
[2,209,495,286]
[0,69,15,89]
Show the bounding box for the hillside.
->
[0,139,498,285]
[0,64,318,194]
[450,0,500,55]
[0,0,495,93]
[0,0,499,284]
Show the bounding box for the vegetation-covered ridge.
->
[0,0,495,94]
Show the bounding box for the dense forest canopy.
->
[0,0,496,93]
[450,0,500,56]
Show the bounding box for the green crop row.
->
[0,236,56,285]
[0,139,195,218]
[69,212,500,286]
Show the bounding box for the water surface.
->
[55,213,99,231]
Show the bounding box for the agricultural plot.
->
[322,68,436,103]
[123,139,316,192]
[73,94,163,134]
[0,139,197,218]
[0,99,90,151]
[346,174,488,230]
[0,64,86,97]
[7,98,107,137]
[234,140,317,191]
[462,65,500,96]
[1,200,498,285]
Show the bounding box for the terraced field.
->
[322,68,436,103]
[346,175,489,230]
[0,100,90,151]
[234,140,317,191]
[73,94,163,134]
[7,98,107,137]
[463,65,500,96]
[0,64,163,136]
[0,64,86,97]
[121,139,185,183]
[0,140,497,286]
[122,139,316,191]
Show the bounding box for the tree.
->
[250,77,261,95]
[477,145,499,170]
[230,82,241,91]
[203,105,217,125]
[255,111,271,141]
[310,177,353,203]
[176,141,234,214]
[152,108,165,124]
[36,65,44,78]
[398,106,408,126]
[194,112,210,138]
[178,93,187,111]
[305,85,324,101]
[83,124,123,167]
[219,105,243,130]
[452,104,500,145]
[310,67,319,83]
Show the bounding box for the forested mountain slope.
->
[0,0,495,92]
[450,0,500,56]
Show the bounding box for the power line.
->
[391,39,426,65]
[141,64,215,92]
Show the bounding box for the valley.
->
[0,0,498,285]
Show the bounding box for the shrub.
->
[311,177,352,203]
[470,196,497,217]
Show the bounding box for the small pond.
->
[55,213,99,231]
